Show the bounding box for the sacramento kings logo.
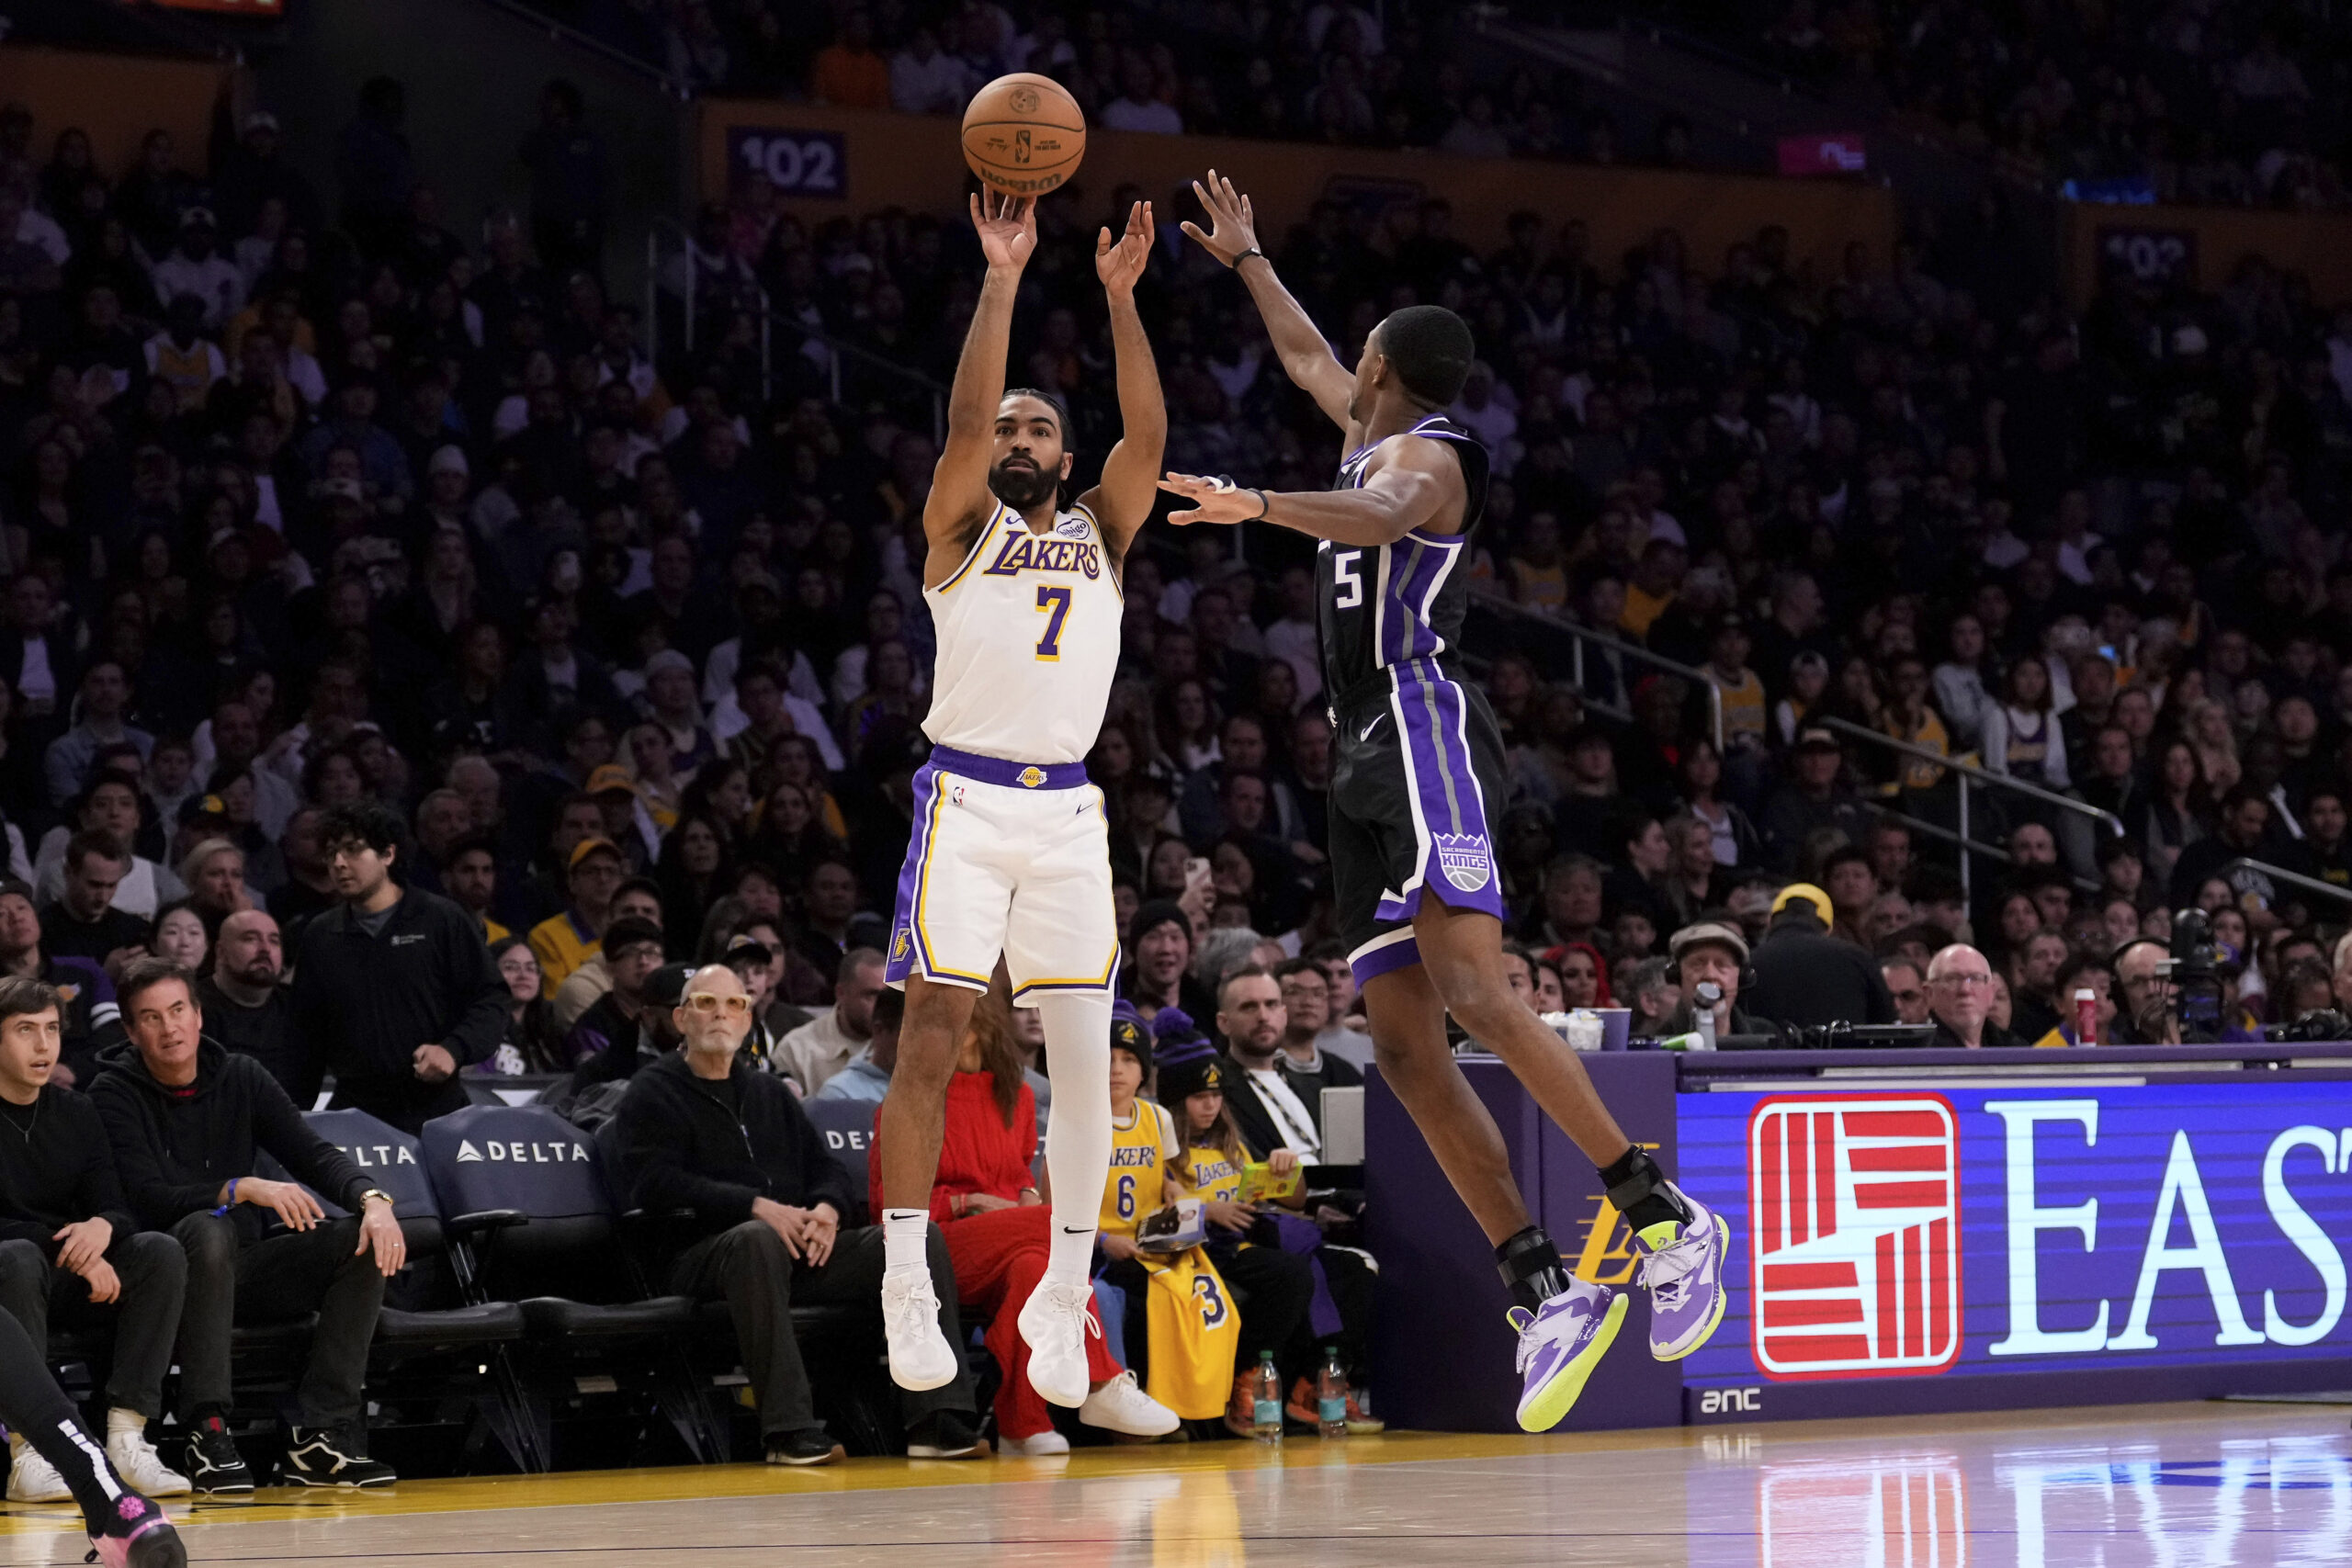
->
[1434,833,1493,892]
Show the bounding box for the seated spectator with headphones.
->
[613,963,984,1465]
[94,959,407,1493]
[1656,923,1764,1039]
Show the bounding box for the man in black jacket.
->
[1741,883,1897,1030]
[196,909,303,1101]
[289,802,508,1132]
[95,960,406,1493]
[614,964,981,1467]
[0,976,189,1503]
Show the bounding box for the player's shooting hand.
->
[1181,170,1259,266]
[970,190,1036,272]
[1159,473,1266,526]
[1096,200,1154,297]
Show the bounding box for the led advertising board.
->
[1679,1082,2352,1419]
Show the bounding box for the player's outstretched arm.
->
[1180,170,1356,436]
[1161,437,1456,547]
[922,192,1034,587]
[1080,200,1165,565]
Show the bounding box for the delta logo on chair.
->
[456,1138,595,1165]
[1747,1094,1962,1381]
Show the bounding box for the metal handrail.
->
[1821,716,2120,900]
[1817,718,2125,834]
[1470,600,1724,750]
[2222,857,2352,909]
[645,217,947,439]
[475,0,695,91]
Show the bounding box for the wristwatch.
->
[359,1190,395,1207]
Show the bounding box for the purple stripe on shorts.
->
[1385,664,1506,923]
[929,746,1090,791]
[884,761,940,983]
[1351,932,1423,987]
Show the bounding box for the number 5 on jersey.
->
[1332,549,1363,608]
[1035,586,1072,660]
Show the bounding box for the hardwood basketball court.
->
[2,1402,2343,1565]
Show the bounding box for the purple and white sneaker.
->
[1634,1184,1731,1360]
[1509,1277,1627,1432]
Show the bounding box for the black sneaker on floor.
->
[906,1410,989,1460]
[763,1429,844,1466]
[284,1426,395,1488]
[185,1415,253,1495]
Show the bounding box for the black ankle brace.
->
[1598,1145,1691,1231]
[1494,1225,1572,1312]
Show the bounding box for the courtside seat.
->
[798,1098,876,1226]
[378,1303,526,1345]
[422,1104,725,1467]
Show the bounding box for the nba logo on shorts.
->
[1433,832,1493,893]
[1747,1094,1961,1381]
[1018,766,1046,789]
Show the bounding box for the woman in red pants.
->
[871,980,1177,1454]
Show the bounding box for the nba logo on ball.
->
[1747,1094,1962,1381]
[1433,833,1492,893]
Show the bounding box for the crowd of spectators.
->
[547,0,1658,164]
[0,22,2346,1103]
[1758,0,2352,206]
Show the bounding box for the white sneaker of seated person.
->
[104,1422,190,1497]
[1016,1280,1096,1407]
[882,1264,960,1392]
[1078,1371,1179,1437]
[6,1436,71,1501]
[1000,1428,1070,1457]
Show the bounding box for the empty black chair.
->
[797,1098,876,1224]
[421,1104,712,1466]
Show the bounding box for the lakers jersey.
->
[1317,415,1490,711]
[924,499,1123,765]
[1102,1100,1179,1236]
[1178,1145,1243,1206]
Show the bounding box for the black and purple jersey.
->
[1316,415,1508,982]
[1316,413,1492,711]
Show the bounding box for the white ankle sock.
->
[105,1409,143,1438]
[882,1209,930,1271]
[1032,991,1114,1284]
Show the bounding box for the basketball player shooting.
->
[1164,172,1730,1431]
[875,191,1165,1404]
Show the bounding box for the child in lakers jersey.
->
[872,192,1170,1408]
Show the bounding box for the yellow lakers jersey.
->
[1140,1247,1240,1419]
[1178,1146,1243,1206]
[1102,1100,1178,1237]
[923,501,1123,765]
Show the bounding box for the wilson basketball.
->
[961,73,1086,197]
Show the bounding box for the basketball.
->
[961,73,1086,197]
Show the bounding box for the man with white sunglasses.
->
[611,964,984,1465]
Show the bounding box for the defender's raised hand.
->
[1180,170,1259,268]
[1096,199,1154,297]
[969,190,1036,272]
[1159,472,1267,525]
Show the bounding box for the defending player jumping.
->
[1165,172,1731,1431]
[875,192,1165,1403]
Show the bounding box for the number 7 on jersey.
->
[1035,585,1072,660]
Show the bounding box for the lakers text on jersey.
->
[1317,416,1510,984]
[885,501,1124,998]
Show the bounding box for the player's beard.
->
[989,457,1057,511]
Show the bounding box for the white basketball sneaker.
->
[6,1441,71,1502]
[105,1429,189,1498]
[1016,1280,1096,1408]
[1078,1371,1179,1436]
[881,1264,960,1392]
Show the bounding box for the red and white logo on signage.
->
[1747,1094,1961,1381]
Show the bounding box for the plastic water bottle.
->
[1251,1350,1283,1442]
[1316,1345,1349,1438]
